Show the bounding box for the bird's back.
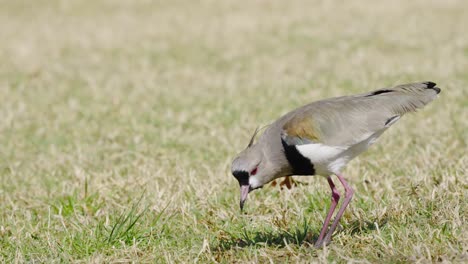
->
[259,82,441,176]
[279,81,440,147]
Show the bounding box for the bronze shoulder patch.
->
[283,116,321,142]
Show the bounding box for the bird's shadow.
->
[214,221,315,252]
[213,217,389,251]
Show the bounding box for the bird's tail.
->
[392,81,441,96]
[364,81,441,115]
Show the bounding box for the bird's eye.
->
[250,167,258,175]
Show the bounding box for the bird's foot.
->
[314,238,331,248]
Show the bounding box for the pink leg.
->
[314,176,340,247]
[322,173,354,245]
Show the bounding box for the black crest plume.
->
[247,127,260,148]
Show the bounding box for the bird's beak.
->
[239,184,250,211]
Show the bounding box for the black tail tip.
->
[424,81,436,88]
[424,81,441,94]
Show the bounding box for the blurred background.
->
[0,0,466,262]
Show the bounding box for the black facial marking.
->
[365,89,394,97]
[281,138,315,175]
[232,170,249,186]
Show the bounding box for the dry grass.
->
[0,0,467,263]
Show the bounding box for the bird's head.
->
[231,128,271,211]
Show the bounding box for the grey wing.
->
[282,82,440,147]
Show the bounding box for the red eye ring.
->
[250,167,258,175]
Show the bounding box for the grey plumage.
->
[277,81,440,147]
[233,81,440,181]
[231,81,441,247]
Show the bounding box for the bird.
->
[231,81,441,248]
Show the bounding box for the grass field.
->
[1,0,467,262]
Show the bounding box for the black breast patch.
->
[281,138,315,176]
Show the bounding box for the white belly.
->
[295,130,385,175]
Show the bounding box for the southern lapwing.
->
[231,81,441,247]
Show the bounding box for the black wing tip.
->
[365,89,394,97]
[424,81,436,88]
[423,81,441,94]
